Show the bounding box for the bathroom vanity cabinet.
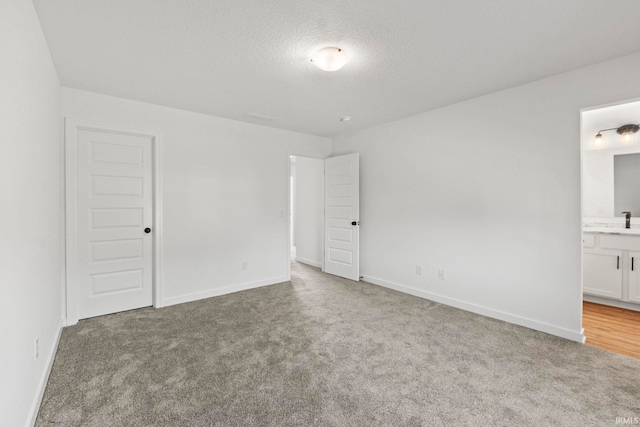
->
[583,231,640,306]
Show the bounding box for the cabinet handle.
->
[617,256,620,270]
[633,257,635,272]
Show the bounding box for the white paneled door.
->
[324,153,360,281]
[75,129,154,320]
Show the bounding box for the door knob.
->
[144,228,151,233]
[351,221,358,226]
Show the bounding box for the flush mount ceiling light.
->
[311,47,348,71]
[595,123,640,145]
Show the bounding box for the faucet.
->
[622,211,632,229]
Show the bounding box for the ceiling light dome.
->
[311,47,348,71]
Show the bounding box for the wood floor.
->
[583,301,640,359]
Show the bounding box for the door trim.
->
[64,118,163,325]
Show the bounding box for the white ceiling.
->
[34,0,640,137]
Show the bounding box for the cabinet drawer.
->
[600,234,640,251]
[583,234,595,248]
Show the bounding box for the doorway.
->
[289,155,324,269]
[581,99,640,358]
[65,119,162,326]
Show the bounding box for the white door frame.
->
[64,118,163,326]
[285,151,326,281]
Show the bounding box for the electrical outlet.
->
[415,265,422,276]
[241,261,247,271]
[34,338,39,360]
[438,269,446,280]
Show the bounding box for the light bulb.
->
[595,132,603,145]
[622,132,634,144]
[311,47,348,71]
[616,124,639,144]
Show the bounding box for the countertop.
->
[583,227,640,236]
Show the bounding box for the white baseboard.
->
[583,294,640,312]
[162,275,289,307]
[362,274,585,343]
[294,256,322,268]
[27,318,64,427]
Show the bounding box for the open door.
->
[324,153,360,280]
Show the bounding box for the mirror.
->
[614,153,640,216]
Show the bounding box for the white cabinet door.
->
[628,251,640,303]
[583,249,623,299]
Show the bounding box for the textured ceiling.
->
[34,0,640,137]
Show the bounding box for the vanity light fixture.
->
[311,47,348,71]
[595,132,604,145]
[594,123,640,145]
[618,124,640,143]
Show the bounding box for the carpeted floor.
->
[37,262,640,426]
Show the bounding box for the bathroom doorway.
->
[581,98,640,359]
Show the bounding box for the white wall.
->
[332,52,640,342]
[0,1,63,426]
[61,88,331,306]
[294,157,324,267]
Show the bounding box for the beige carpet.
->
[37,262,640,426]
